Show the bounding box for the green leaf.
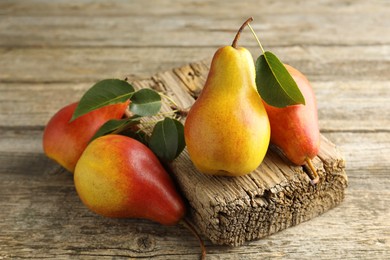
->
[90,117,140,142]
[172,119,185,157]
[255,51,305,108]
[129,88,162,116]
[148,118,178,161]
[71,79,134,121]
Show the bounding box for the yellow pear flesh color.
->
[184,46,270,176]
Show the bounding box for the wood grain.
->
[1,1,389,48]
[172,137,347,246]
[1,45,389,83]
[0,0,389,259]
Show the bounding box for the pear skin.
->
[43,101,129,172]
[184,46,270,176]
[74,135,186,226]
[263,64,320,166]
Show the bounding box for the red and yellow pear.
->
[184,18,270,176]
[42,101,129,172]
[74,134,186,225]
[263,64,320,183]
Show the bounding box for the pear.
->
[184,19,270,176]
[43,101,129,172]
[74,134,186,225]
[263,64,320,183]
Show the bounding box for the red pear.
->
[263,64,320,172]
[42,101,129,172]
[74,134,186,225]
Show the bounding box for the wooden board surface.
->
[173,136,347,246]
[0,0,389,259]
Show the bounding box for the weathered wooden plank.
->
[171,135,347,246]
[1,61,389,133]
[0,186,387,260]
[0,47,214,83]
[0,173,202,259]
[1,0,387,16]
[1,45,389,84]
[1,80,389,132]
[321,132,390,185]
[0,1,389,47]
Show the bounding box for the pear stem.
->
[231,17,253,48]
[247,23,265,54]
[124,108,133,119]
[305,158,320,185]
[158,92,188,118]
[158,92,180,108]
[182,218,206,260]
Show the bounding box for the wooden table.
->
[1,1,389,259]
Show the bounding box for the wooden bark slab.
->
[172,138,347,246]
[131,59,348,247]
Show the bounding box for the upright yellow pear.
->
[184,19,270,176]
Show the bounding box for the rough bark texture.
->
[172,137,347,246]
